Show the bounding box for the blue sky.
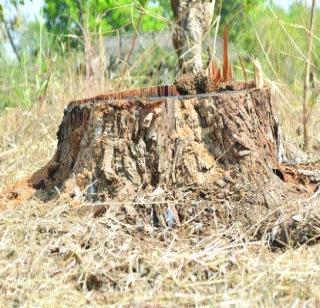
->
[277,0,319,10]
[274,0,296,10]
[21,0,43,21]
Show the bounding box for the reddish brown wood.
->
[69,85,180,108]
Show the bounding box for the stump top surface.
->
[68,82,260,109]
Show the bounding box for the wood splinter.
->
[208,26,233,85]
[253,58,264,89]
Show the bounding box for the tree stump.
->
[0,80,315,247]
[30,82,282,202]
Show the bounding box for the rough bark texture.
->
[30,83,280,202]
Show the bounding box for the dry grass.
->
[270,81,320,150]
[1,71,320,307]
[1,198,320,307]
[0,74,114,191]
[1,3,320,305]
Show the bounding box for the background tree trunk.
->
[171,0,215,74]
[302,0,317,150]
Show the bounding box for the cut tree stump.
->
[2,79,320,247]
[30,82,283,202]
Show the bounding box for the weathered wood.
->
[30,82,281,202]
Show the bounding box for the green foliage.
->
[231,1,320,92]
[0,21,53,109]
[215,0,266,43]
[1,0,320,111]
[0,56,35,109]
[0,5,3,21]
[43,0,170,40]
[217,0,265,24]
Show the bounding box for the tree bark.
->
[75,0,94,81]
[30,83,281,202]
[171,0,215,74]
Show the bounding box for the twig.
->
[302,0,317,150]
[238,53,248,83]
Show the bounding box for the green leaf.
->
[0,4,3,21]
